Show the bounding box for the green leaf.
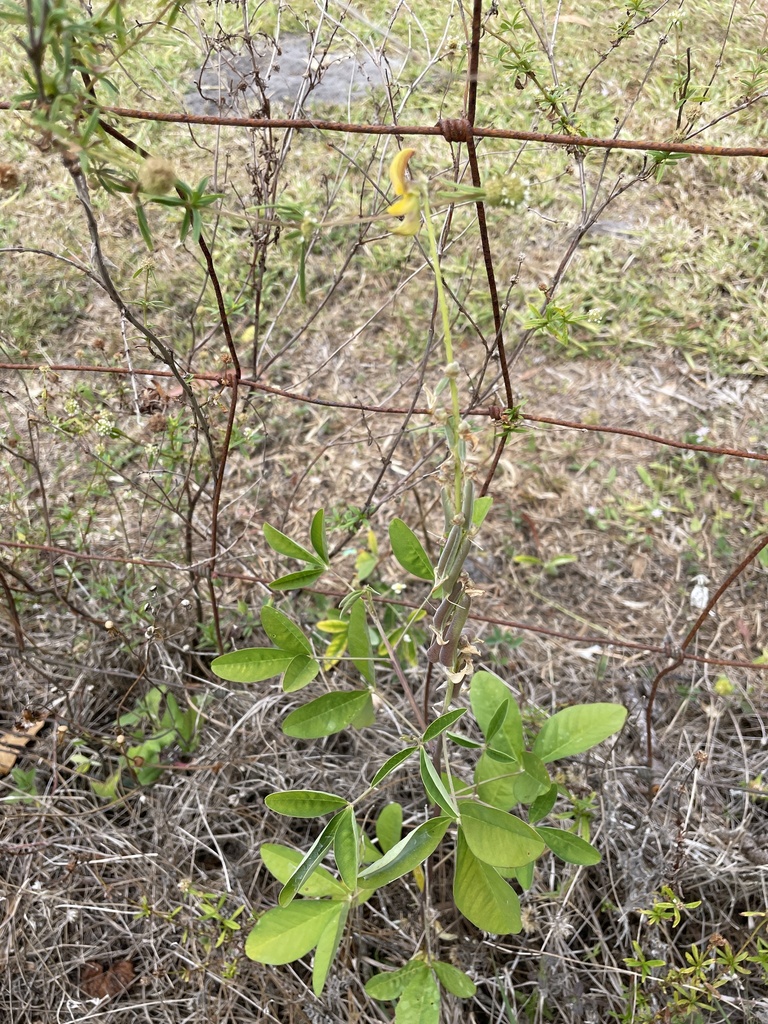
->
[279,814,342,906]
[513,860,535,890]
[127,741,164,785]
[333,807,360,889]
[192,210,205,243]
[397,968,440,1024]
[260,844,346,898]
[419,749,458,818]
[513,751,551,804]
[359,817,451,890]
[470,671,523,759]
[365,960,423,1001]
[347,600,375,685]
[423,709,467,743]
[282,654,321,693]
[433,961,477,997]
[91,770,121,800]
[472,496,493,527]
[134,201,153,250]
[245,900,340,964]
[453,831,522,934]
[532,703,627,763]
[375,802,403,853]
[265,791,348,818]
[261,606,312,655]
[270,568,327,591]
[211,647,294,683]
[513,554,541,566]
[362,834,382,864]
[458,800,545,868]
[371,747,417,787]
[529,782,559,823]
[312,901,348,996]
[484,701,508,743]
[446,732,483,750]
[350,693,376,728]
[485,747,517,763]
[316,618,347,634]
[310,509,329,564]
[389,519,435,581]
[474,751,520,811]
[535,826,601,865]
[264,522,321,564]
[282,691,370,739]
[356,550,377,581]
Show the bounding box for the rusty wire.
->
[4,98,768,158]
[0,360,766,465]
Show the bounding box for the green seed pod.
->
[432,580,463,633]
[461,479,474,528]
[435,523,462,579]
[427,638,443,663]
[432,598,450,634]
[441,488,454,534]
[442,538,472,595]
[439,592,471,667]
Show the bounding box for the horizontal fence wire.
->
[4,99,768,158]
[0,360,765,464]
[1,538,765,674]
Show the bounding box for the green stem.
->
[421,189,462,514]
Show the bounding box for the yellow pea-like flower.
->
[389,147,416,195]
[386,148,421,236]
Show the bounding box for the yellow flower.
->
[389,147,415,196]
[387,147,421,236]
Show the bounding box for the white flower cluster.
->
[95,413,115,436]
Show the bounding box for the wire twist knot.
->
[438,117,473,144]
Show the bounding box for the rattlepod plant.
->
[209,151,627,1020]
[211,518,626,1014]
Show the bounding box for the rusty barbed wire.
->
[2,538,765,675]
[4,99,768,158]
[1,360,766,465]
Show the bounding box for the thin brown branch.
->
[198,235,241,656]
[0,567,24,650]
[645,533,768,771]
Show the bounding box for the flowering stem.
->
[421,189,463,514]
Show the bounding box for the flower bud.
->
[483,175,525,207]
[138,157,177,195]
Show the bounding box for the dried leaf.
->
[80,960,136,999]
[0,716,46,776]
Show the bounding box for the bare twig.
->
[645,534,768,772]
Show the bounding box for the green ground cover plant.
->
[1,2,767,1023]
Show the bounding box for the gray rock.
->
[186,34,393,115]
